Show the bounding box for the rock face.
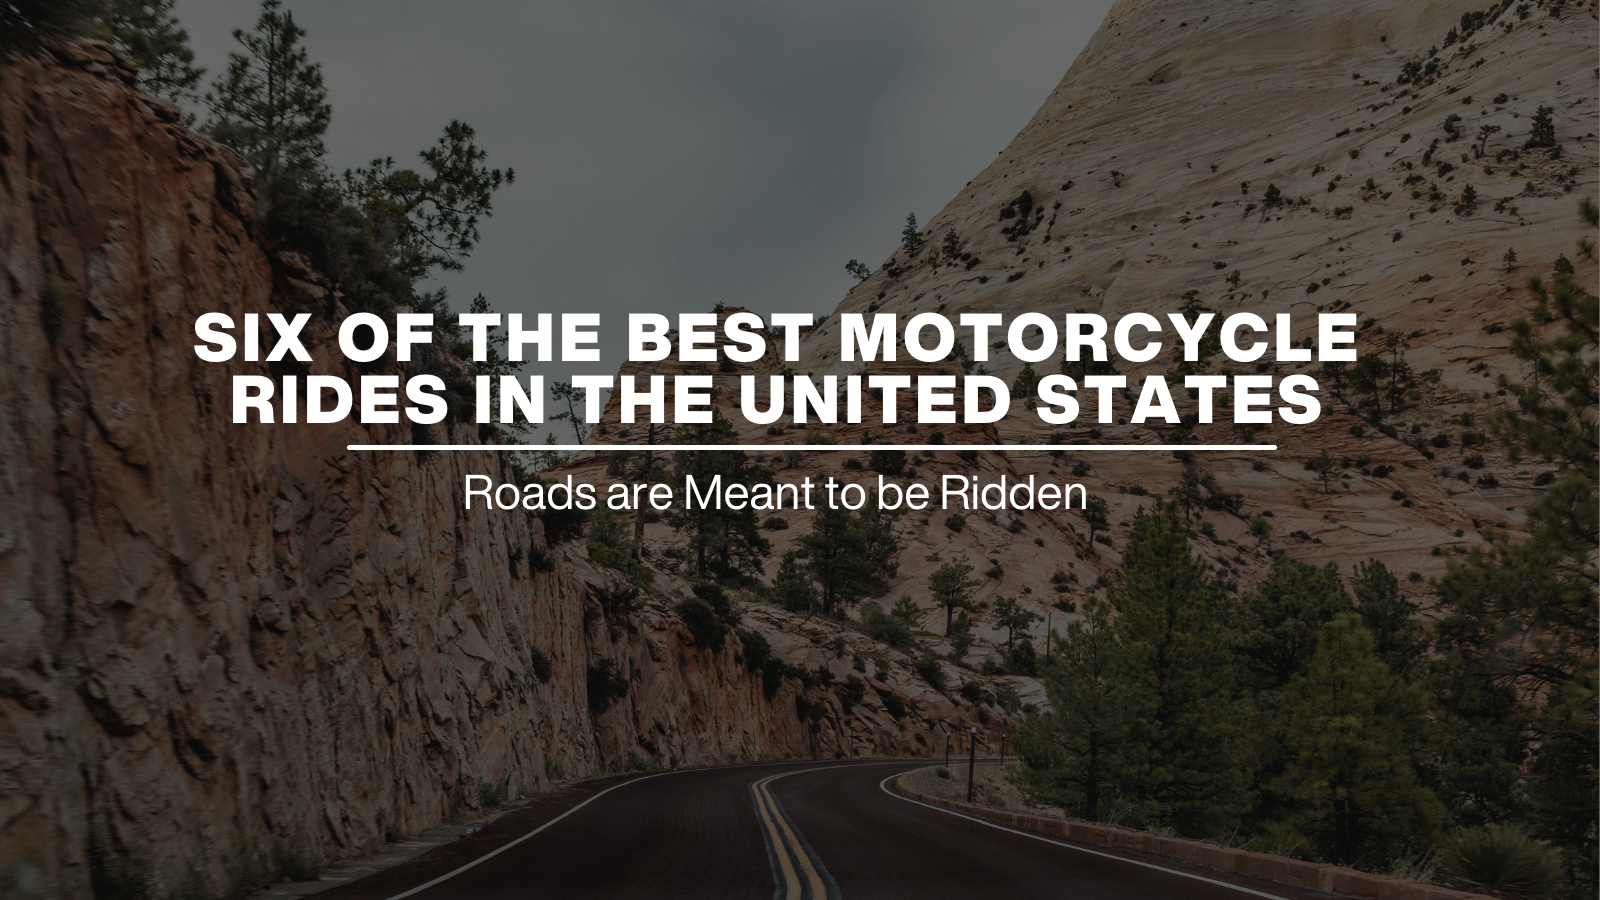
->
[0,42,880,899]
[578,0,1595,657]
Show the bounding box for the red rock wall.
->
[0,43,815,898]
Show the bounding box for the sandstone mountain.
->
[579,0,1595,670]
[0,0,1593,896]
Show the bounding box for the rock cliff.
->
[0,42,901,900]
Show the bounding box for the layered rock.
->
[0,42,866,899]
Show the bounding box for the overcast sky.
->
[177,0,1113,394]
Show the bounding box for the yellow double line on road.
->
[749,768,840,900]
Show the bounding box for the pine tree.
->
[900,213,924,255]
[1233,556,1354,691]
[929,557,980,634]
[768,550,815,614]
[1274,615,1444,865]
[1311,448,1340,493]
[1350,559,1424,676]
[203,0,331,185]
[1109,500,1242,835]
[1081,496,1110,551]
[97,0,205,108]
[668,414,772,584]
[343,121,514,280]
[1015,597,1141,821]
[992,596,1038,650]
[1524,104,1556,149]
[800,506,898,615]
[1432,212,1597,885]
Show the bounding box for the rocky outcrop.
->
[0,42,848,899]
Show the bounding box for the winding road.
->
[355,760,1319,900]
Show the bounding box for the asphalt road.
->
[371,760,1318,900]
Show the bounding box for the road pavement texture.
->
[329,760,1328,899]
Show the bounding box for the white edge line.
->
[348,444,1277,452]
[377,760,871,900]
[877,774,1292,900]
[379,772,673,900]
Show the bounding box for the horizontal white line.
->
[348,444,1277,452]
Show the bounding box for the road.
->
[367,760,1315,900]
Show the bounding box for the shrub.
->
[957,449,979,464]
[928,430,946,445]
[1437,825,1564,897]
[384,822,404,843]
[857,602,914,650]
[736,628,788,698]
[843,457,863,470]
[1463,454,1485,469]
[983,563,1004,580]
[763,516,789,530]
[586,659,630,713]
[1532,471,1555,486]
[477,781,506,810]
[529,648,554,684]
[945,514,966,532]
[935,766,953,780]
[915,653,947,690]
[676,597,726,652]
[883,693,907,719]
[869,449,907,475]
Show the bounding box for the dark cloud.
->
[179,0,1112,385]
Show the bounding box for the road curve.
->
[365,759,1321,899]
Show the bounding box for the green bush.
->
[857,602,914,650]
[384,823,404,843]
[477,781,506,809]
[945,514,966,532]
[915,653,948,690]
[529,648,553,683]
[586,659,629,714]
[1437,826,1564,898]
[883,693,907,718]
[676,597,726,652]
[869,449,907,475]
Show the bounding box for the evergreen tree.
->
[929,557,980,634]
[1233,556,1354,691]
[1167,468,1204,520]
[768,550,816,614]
[97,0,204,108]
[800,506,898,615]
[1311,448,1340,493]
[900,213,924,255]
[1109,500,1242,836]
[1015,598,1140,822]
[1274,615,1444,866]
[1081,496,1110,552]
[668,413,772,584]
[1433,215,1597,887]
[947,611,974,663]
[1350,559,1424,676]
[991,596,1037,650]
[1524,104,1556,149]
[203,0,330,188]
[342,120,514,281]
[891,595,921,626]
